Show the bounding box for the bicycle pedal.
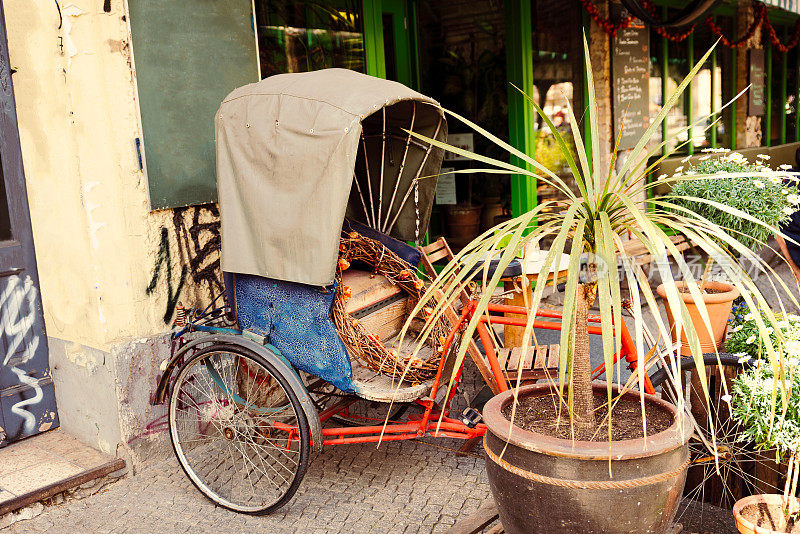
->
[460,407,482,428]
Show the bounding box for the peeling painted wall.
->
[4,1,221,453]
[5,0,218,353]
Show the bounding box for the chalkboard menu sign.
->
[612,19,650,151]
[748,49,765,116]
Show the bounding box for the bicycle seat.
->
[463,258,523,281]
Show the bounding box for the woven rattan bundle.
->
[332,231,450,383]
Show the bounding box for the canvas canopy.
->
[216,68,448,286]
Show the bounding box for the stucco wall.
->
[5,1,219,454]
[5,0,215,351]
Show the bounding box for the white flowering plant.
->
[731,330,800,510]
[668,152,797,250]
[728,301,800,510]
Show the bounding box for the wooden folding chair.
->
[419,237,501,394]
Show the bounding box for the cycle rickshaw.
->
[152,69,753,515]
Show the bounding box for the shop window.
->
[416,0,509,243]
[648,27,663,152]
[530,0,583,204]
[666,28,690,153]
[255,1,366,78]
[771,42,785,146]
[716,16,735,149]
[691,22,716,150]
[788,45,798,142]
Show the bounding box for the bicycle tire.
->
[168,343,310,514]
[648,351,779,510]
[649,352,752,389]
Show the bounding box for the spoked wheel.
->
[650,354,781,509]
[168,343,310,514]
[303,376,409,426]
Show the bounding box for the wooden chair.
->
[419,237,560,393]
[419,238,502,394]
[620,233,690,266]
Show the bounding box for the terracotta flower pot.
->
[482,383,693,534]
[445,203,482,249]
[656,280,739,356]
[733,494,800,534]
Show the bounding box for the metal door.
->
[0,2,58,445]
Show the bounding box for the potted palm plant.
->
[400,37,798,534]
[728,311,800,533]
[661,152,797,355]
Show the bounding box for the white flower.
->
[766,327,774,335]
[780,164,793,170]
[744,313,754,321]
[732,324,743,332]
[681,156,692,163]
[674,166,684,173]
[786,340,800,356]
[753,180,765,189]
[783,189,790,195]
[658,174,667,180]
[699,155,711,161]
[736,353,751,364]
[757,154,771,160]
[787,194,800,205]
[784,207,795,216]
[685,170,697,176]
[747,335,757,344]
[721,394,732,404]
[770,177,782,184]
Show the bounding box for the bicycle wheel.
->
[168,343,310,514]
[650,353,782,508]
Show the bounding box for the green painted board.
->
[129,0,259,210]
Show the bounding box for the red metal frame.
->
[271,298,652,447]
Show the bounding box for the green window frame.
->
[647,3,800,151]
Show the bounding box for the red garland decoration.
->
[578,0,800,52]
[578,0,634,37]
[706,1,765,49]
[763,15,800,53]
[637,0,694,42]
[654,23,695,42]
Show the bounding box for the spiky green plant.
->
[400,36,800,440]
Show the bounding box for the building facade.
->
[4,0,800,463]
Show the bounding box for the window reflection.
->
[531,0,582,203]
[666,30,689,153]
[692,22,715,150]
[649,27,663,152]
[254,0,366,78]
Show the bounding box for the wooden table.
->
[502,250,570,348]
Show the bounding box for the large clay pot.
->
[733,494,800,534]
[445,203,482,248]
[656,280,739,356]
[482,383,692,534]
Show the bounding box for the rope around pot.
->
[332,231,451,384]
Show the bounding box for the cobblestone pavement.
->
[8,435,491,534]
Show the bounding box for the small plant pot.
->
[445,203,482,248]
[733,494,800,534]
[656,280,739,356]
[482,383,692,534]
